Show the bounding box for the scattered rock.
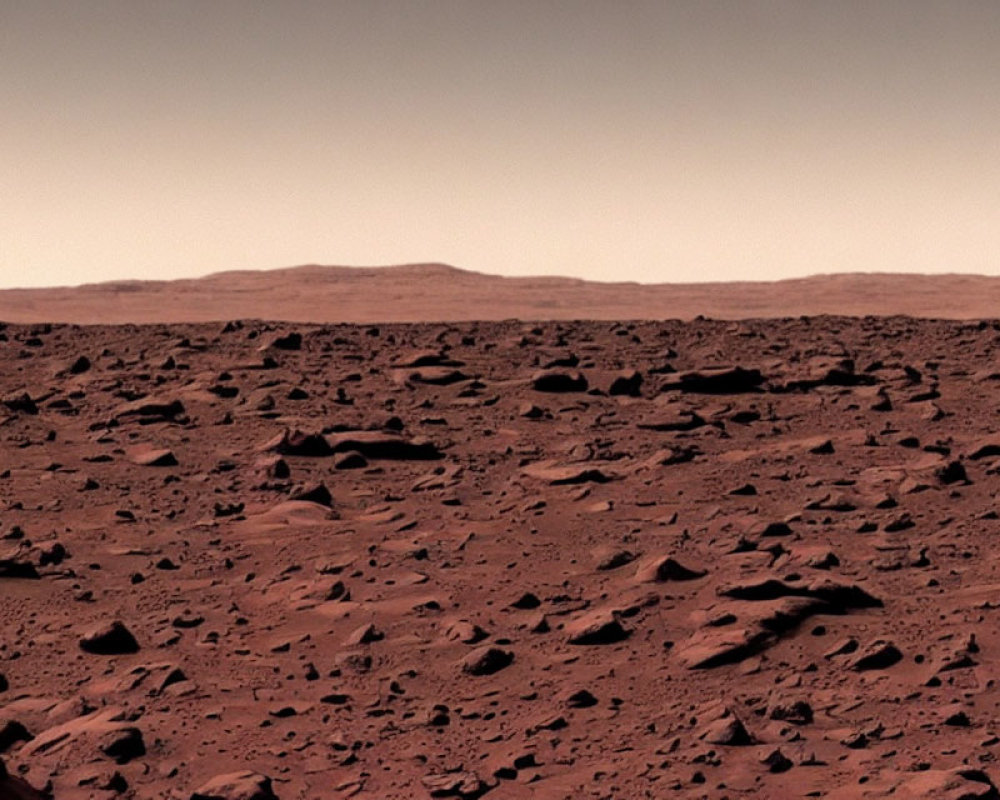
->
[565,610,631,645]
[190,771,278,800]
[334,450,367,469]
[80,621,140,655]
[608,370,643,396]
[759,748,793,773]
[421,770,487,798]
[937,460,970,485]
[0,720,33,753]
[768,700,814,725]
[633,555,706,583]
[269,331,302,351]
[461,647,514,676]
[130,448,178,467]
[100,726,145,764]
[851,641,903,671]
[289,482,333,507]
[531,370,588,392]
[663,367,764,394]
[324,431,442,460]
[700,712,756,746]
[262,429,333,457]
[0,757,49,799]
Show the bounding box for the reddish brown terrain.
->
[5,273,1000,798]
[2,264,1000,323]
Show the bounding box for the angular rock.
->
[67,355,92,374]
[768,700,814,725]
[190,771,278,800]
[393,350,450,368]
[115,397,185,422]
[663,367,764,394]
[399,367,469,386]
[522,462,614,485]
[518,402,545,419]
[254,455,290,479]
[344,623,384,646]
[968,438,1000,460]
[289,482,333,507]
[0,757,49,800]
[461,646,514,676]
[565,610,631,645]
[637,410,706,432]
[643,445,700,466]
[564,689,598,708]
[531,370,588,392]
[679,627,777,670]
[700,713,755,746]
[130,448,178,467]
[334,450,367,470]
[269,331,302,351]
[99,726,145,764]
[80,621,140,655]
[717,578,882,610]
[850,640,903,671]
[2,392,38,415]
[0,719,33,753]
[0,554,39,580]
[594,549,638,571]
[262,429,333,457]
[634,555,706,583]
[760,748,793,773]
[888,768,999,800]
[937,460,970,485]
[608,370,643,396]
[444,620,489,645]
[324,431,441,460]
[421,770,487,798]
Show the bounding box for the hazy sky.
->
[2,1,999,289]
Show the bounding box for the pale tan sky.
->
[2,1,999,289]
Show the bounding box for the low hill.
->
[0,263,997,322]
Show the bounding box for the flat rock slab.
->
[129,448,178,467]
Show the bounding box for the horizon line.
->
[3,262,999,293]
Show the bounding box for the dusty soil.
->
[4,314,1000,799]
[2,264,1000,323]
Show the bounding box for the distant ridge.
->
[1,263,998,323]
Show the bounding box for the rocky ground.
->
[4,316,1000,799]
